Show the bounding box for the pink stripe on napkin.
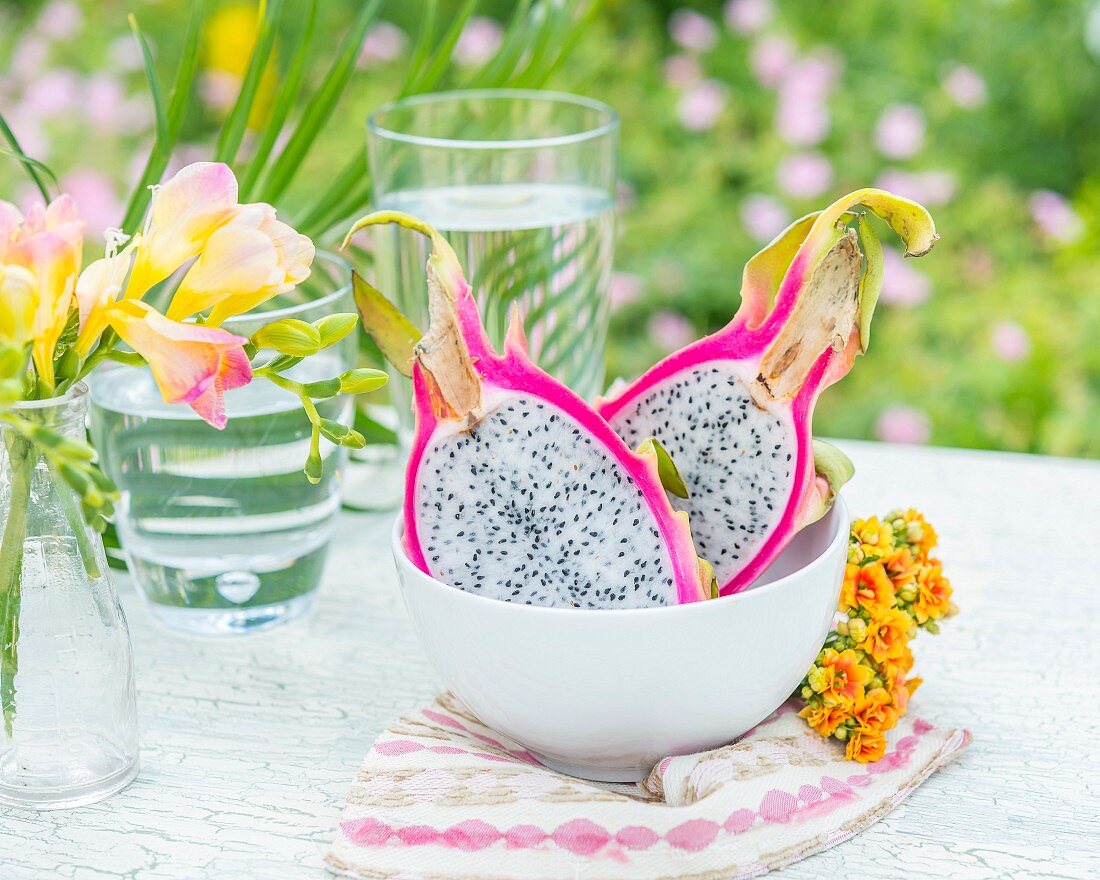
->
[327,694,969,879]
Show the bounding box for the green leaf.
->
[258,0,382,204]
[856,212,884,353]
[339,368,388,395]
[302,377,342,399]
[121,2,205,233]
[105,350,146,368]
[803,439,854,526]
[635,437,690,499]
[215,0,283,165]
[0,113,56,201]
[351,272,422,377]
[397,0,437,97]
[314,313,358,348]
[465,0,533,88]
[406,0,478,95]
[240,0,317,199]
[252,318,321,356]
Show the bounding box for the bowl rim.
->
[390,495,848,617]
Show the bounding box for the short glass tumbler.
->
[0,385,139,809]
[88,259,354,635]
[367,89,619,443]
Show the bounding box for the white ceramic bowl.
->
[391,496,848,782]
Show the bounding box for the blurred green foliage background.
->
[2,0,1098,456]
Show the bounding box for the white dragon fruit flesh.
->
[344,212,713,609]
[598,189,937,595]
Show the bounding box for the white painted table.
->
[2,441,1098,879]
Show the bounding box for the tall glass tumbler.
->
[88,256,354,636]
[366,89,619,442]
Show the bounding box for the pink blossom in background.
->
[774,55,840,146]
[880,248,932,306]
[786,53,841,96]
[453,17,503,66]
[2,108,50,160]
[942,64,987,109]
[60,170,122,240]
[200,71,240,113]
[874,104,926,159]
[609,272,643,308]
[669,9,718,52]
[616,180,637,212]
[875,406,931,444]
[652,260,687,295]
[109,35,144,72]
[776,151,833,198]
[358,22,408,68]
[84,73,150,134]
[648,310,694,351]
[35,0,82,41]
[963,246,995,283]
[874,169,956,206]
[1028,189,1085,244]
[775,96,829,146]
[740,193,791,243]
[21,68,79,119]
[991,320,1031,362]
[10,36,49,82]
[749,35,795,87]
[663,53,704,89]
[724,0,775,35]
[678,80,727,131]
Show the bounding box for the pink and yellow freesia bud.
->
[1,196,85,387]
[75,236,141,356]
[0,264,38,348]
[165,202,314,325]
[105,300,252,429]
[126,162,241,298]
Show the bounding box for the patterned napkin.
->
[327,694,969,879]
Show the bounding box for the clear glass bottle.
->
[0,384,139,809]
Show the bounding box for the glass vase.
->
[88,255,354,635]
[0,384,139,810]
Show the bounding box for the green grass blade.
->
[520,0,598,87]
[215,0,283,165]
[464,0,533,88]
[240,0,317,200]
[120,4,205,234]
[294,152,366,235]
[0,113,56,201]
[511,0,572,87]
[258,0,382,204]
[406,0,478,95]
[397,0,437,98]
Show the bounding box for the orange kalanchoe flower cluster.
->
[797,509,958,762]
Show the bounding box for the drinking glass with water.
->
[365,90,619,443]
[88,257,355,635]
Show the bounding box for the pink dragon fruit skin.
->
[344,211,710,609]
[600,189,937,596]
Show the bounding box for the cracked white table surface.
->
[2,440,1098,879]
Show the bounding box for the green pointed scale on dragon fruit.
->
[598,189,938,596]
[343,212,712,609]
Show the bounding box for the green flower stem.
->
[0,432,33,739]
[46,461,101,581]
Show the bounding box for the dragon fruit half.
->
[599,189,938,595]
[344,212,712,609]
